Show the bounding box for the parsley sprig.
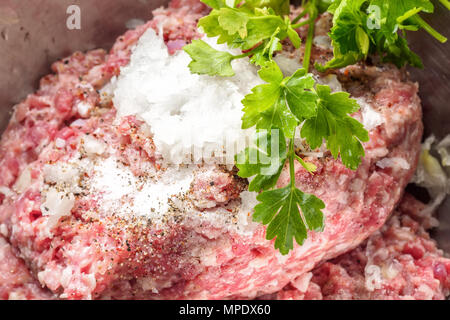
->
[317,0,449,71]
[183,0,448,254]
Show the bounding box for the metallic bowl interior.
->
[0,0,449,253]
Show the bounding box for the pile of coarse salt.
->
[89,157,194,227]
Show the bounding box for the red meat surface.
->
[277,194,450,300]
[0,0,439,300]
[0,236,53,300]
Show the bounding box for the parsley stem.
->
[232,51,254,60]
[412,15,447,43]
[397,8,422,24]
[439,0,450,10]
[288,138,296,189]
[291,19,312,29]
[302,2,318,71]
[291,8,309,24]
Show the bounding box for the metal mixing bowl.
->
[0,0,449,252]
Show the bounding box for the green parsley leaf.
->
[236,129,287,192]
[315,48,360,72]
[199,6,288,50]
[250,28,283,66]
[242,63,320,139]
[242,61,284,128]
[241,15,287,50]
[329,0,367,55]
[317,0,335,13]
[283,68,318,120]
[243,0,291,16]
[254,186,325,255]
[355,26,370,57]
[371,0,434,36]
[326,116,368,170]
[200,0,230,9]
[382,36,423,69]
[257,96,299,138]
[198,11,233,45]
[301,84,368,169]
[319,0,448,70]
[300,104,330,149]
[183,40,235,76]
[295,155,318,173]
[286,23,302,48]
[368,0,438,67]
[218,8,250,38]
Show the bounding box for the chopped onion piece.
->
[412,135,450,216]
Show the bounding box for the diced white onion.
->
[40,188,75,228]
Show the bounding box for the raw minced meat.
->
[0,236,53,300]
[0,0,447,300]
[276,194,450,300]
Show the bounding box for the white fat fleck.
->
[100,76,117,97]
[333,241,353,253]
[0,223,8,237]
[365,264,382,291]
[313,35,332,50]
[198,247,218,267]
[417,284,435,299]
[356,97,384,131]
[291,272,313,293]
[376,157,410,170]
[247,256,269,271]
[235,191,260,234]
[43,162,80,187]
[274,53,302,77]
[60,267,73,288]
[76,82,94,91]
[70,119,86,128]
[367,147,389,158]
[55,138,66,149]
[113,29,261,165]
[315,74,343,92]
[13,167,31,194]
[381,262,399,280]
[81,135,107,156]
[0,186,13,197]
[40,187,75,228]
[76,101,92,118]
[8,292,27,300]
[350,178,364,192]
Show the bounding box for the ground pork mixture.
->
[276,194,450,300]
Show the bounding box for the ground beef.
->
[0,236,53,300]
[0,0,442,300]
[276,194,450,300]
